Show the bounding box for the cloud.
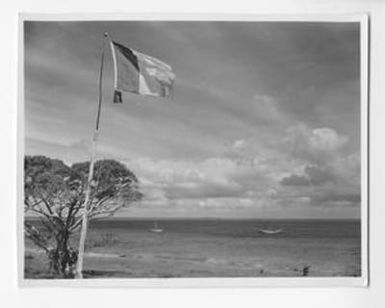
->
[283,124,349,164]
[310,191,361,207]
[232,139,247,152]
[310,127,349,151]
[225,138,296,177]
[130,157,239,186]
[279,122,357,185]
[280,164,335,187]
[280,174,310,186]
[279,123,359,188]
[126,145,281,211]
[274,184,361,208]
[128,157,242,202]
[331,152,361,185]
[304,165,335,185]
[276,122,360,209]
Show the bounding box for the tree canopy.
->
[24,155,143,232]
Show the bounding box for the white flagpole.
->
[75,33,108,279]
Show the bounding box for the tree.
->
[24,155,142,278]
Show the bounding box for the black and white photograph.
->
[20,16,368,284]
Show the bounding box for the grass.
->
[86,232,118,249]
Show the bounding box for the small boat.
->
[149,222,164,233]
[258,228,283,235]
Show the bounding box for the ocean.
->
[89,218,361,240]
[25,219,362,278]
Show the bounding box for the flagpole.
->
[75,33,107,279]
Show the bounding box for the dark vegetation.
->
[24,155,142,278]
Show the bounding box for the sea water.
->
[84,219,361,277]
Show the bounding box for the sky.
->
[24,21,362,219]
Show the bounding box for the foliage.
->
[24,155,142,277]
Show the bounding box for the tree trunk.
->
[48,231,78,278]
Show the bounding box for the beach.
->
[24,219,361,278]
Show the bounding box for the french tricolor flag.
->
[108,39,175,103]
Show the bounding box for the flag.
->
[108,40,175,103]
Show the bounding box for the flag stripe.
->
[113,42,139,71]
[108,39,119,90]
[138,74,154,95]
[135,51,161,96]
[112,42,140,93]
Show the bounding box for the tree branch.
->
[24,222,51,253]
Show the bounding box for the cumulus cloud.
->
[130,157,239,186]
[128,157,240,202]
[225,138,298,180]
[283,124,349,163]
[126,143,280,211]
[282,165,335,186]
[281,123,358,184]
[310,128,348,151]
[274,122,361,209]
[280,163,336,188]
[122,122,360,213]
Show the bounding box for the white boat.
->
[149,222,164,233]
[258,228,283,235]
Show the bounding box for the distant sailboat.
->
[257,228,283,235]
[149,221,164,233]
